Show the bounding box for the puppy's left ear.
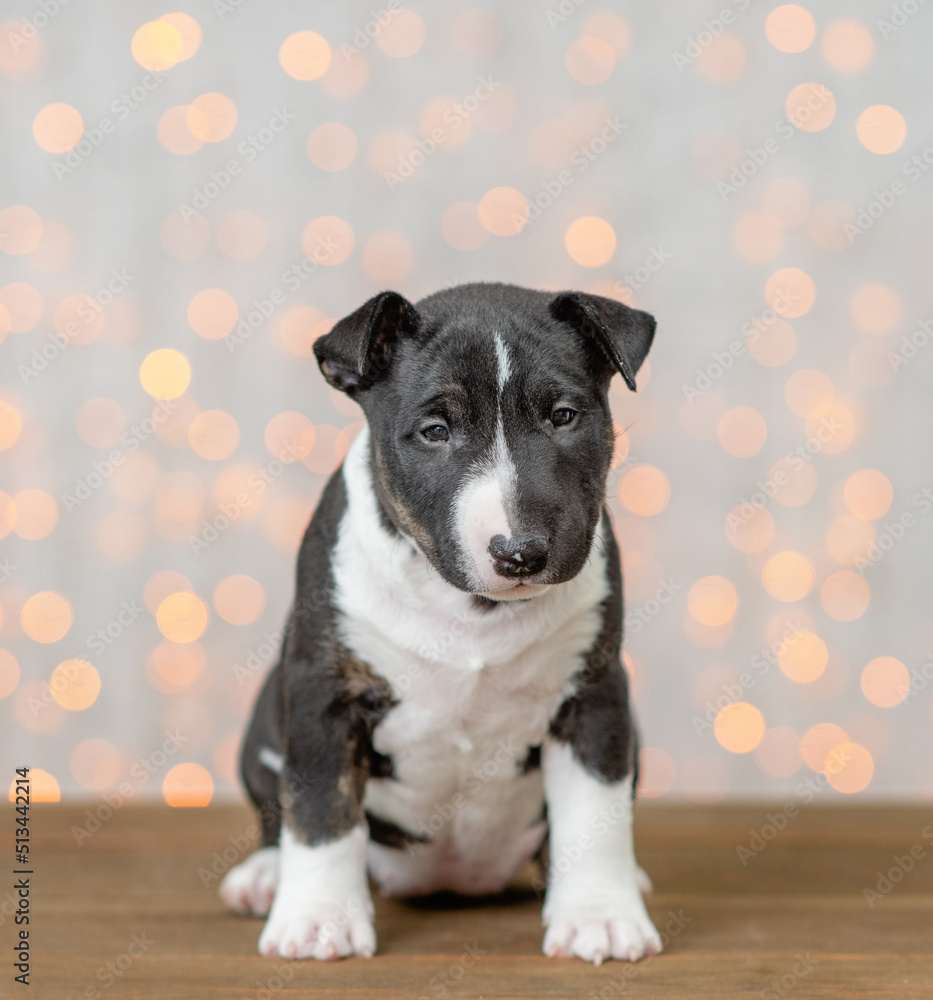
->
[314,291,419,395]
[549,291,655,391]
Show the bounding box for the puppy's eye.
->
[421,424,450,442]
[550,407,577,428]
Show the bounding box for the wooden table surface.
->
[3,802,932,999]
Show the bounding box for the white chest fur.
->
[330,430,609,895]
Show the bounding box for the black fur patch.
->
[365,811,431,849]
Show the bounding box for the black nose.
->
[488,534,549,578]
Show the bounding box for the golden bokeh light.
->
[821,20,873,72]
[696,35,747,84]
[860,656,909,708]
[565,36,616,85]
[617,465,671,517]
[785,82,836,132]
[278,306,327,357]
[714,702,765,753]
[755,726,801,778]
[188,410,239,461]
[131,20,183,71]
[581,13,631,57]
[375,10,426,58]
[21,591,72,643]
[153,396,200,448]
[186,93,238,143]
[27,218,74,272]
[805,399,857,453]
[11,489,58,540]
[75,397,125,448]
[265,412,314,462]
[765,267,816,317]
[213,574,266,626]
[825,514,875,566]
[0,21,47,80]
[70,738,122,790]
[565,216,616,267]
[54,293,105,345]
[733,211,783,263]
[820,570,871,622]
[478,187,529,237]
[777,631,828,683]
[0,649,20,699]
[849,282,901,335]
[139,348,192,400]
[856,105,907,155]
[95,509,149,563]
[0,205,43,256]
[441,202,488,252]
[843,469,893,520]
[716,406,767,458]
[688,576,738,627]
[799,722,849,772]
[421,97,473,151]
[320,48,369,98]
[156,592,209,643]
[724,503,775,553]
[637,747,675,798]
[32,102,84,153]
[187,289,238,340]
[360,232,414,284]
[825,742,873,794]
[0,401,23,450]
[784,368,834,417]
[748,317,797,367]
[307,122,358,171]
[280,30,332,79]
[163,762,214,807]
[149,641,205,693]
[159,13,202,61]
[0,283,43,332]
[50,658,100,711]
[761,551,814,602]
[765,5,816,52]
[7,770,59,803]
[300,216,355,265]
[144,571,193,615]
[157,106,203,156]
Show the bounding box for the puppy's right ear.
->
[313,291,419,395]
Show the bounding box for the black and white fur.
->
[220,283,660,964]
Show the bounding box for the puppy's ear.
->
[549,291,655,391]
[314,291,419,394]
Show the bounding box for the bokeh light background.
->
[2,1,932,808]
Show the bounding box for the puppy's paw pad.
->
[258,901,375,961]
[543,898,662,964]
[219,846,279,917]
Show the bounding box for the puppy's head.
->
[314,283,655,601]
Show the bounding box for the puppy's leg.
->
[541,740,661,964]
[258,655,390,961]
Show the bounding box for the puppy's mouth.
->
[474,582,552,602]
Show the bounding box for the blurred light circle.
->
[0,20,47,80]
[360,232,413,283]
[0,649,20,699]
[265,412,314,462]
[825,742,873,793]
[441,202,488,251]
[320,50,369,98]
[784,368,833,417]
[451,9,502,57]
[75,397,125,447]
[716,406,767,457]
[188,289,238,340]
[32,102,84,153]
[565,36,616,85]
[186,93,238,143]
[264,496,314,552]
[856,105,907,154]
[163,762,214,807]
[27,218,74,272]
[7,769,59,802]
[279,306,327,357]
[822,20,873,72]
[54,293,105,345]
[777,631,828,683]
[375,10,426,58]
[800,722,849,772]
[849,282,901,334]
[826,514,875,566]
[582,12,631,57]
[216,210,267,261]
[748,317,797,367]
[688,576,738,627]
[213,574,266,625]
[11,489,58,540]
[820,570,870,621]
[637,747,675,798]
[307,122,358,171]
[279,30,331,79]
[714,702,765,753]
[300,216,355,266]
[50,658,100,711]
[302,424,341,475]
[70,738,122,789]
[765,267,816,317]
[755,726,801,777]
[860,656,910,708]
[0,283,43,332]
[565,216,616,267]
[144,570,193,615]
[0,206,43,255]
[696,35,747,83]
[805,399,857,453]
[765,5,816,52]
[157,106,203,156]
[0,401,23,450]
[140,348,191,400]
[131,20,183,71]
[21,591,71,642]
[762,551,814,601]
[158,13,202,61]
[420,97,473,151]
[150,641,205,693]
[153,396,200,448]
[478,187,529,236]
[843,469,893,520]
[724,503,775,553]
[188,410,239,460]
[785,82,836,132]
[157,592,209,643]
[617,465,671,517]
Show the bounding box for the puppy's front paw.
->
[259,895,376,961]
[219,846,279,917]
[543,890,662,965]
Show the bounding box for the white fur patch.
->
[541,741,661,964]
[259,825,375,960]
[494,331,512,389]
[258,747,284,773]
[219,845,279,917]
[331,430,610,898]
